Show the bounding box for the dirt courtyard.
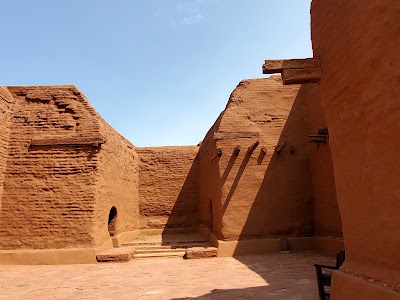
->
[0,252,333,300]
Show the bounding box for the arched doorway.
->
[108,207,117,237]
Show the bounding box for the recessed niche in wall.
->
[108,207,117,237]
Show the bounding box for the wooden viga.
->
[262,57,321,85]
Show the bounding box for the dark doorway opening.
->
[108,207,117,237]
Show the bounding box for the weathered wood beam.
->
[308,135,328,144]
[214,131,259,140]
[210,148,223,161]
[233,145,241,156]
[261,147,267,154]
[282,68,322,85]
[275,141,287,154]
[247,141,259,154]
[262,58,320,74]
[30,136,105,147]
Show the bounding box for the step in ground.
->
[97,233,218,262]
[96,246,135,263]
[125,233,218,260]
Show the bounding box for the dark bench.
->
[314,250,345,300]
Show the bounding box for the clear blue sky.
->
[0,0,312,146]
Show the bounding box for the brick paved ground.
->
[0,252,333,300]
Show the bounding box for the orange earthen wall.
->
[0,88,14,210]
[93,119,140,247]
[311,0,400,296]
[198,117,223,238]
[137,147,200,229]
[0,86,100,249]
[199,77,315,241]
[300,84,342,238]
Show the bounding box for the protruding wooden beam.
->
[308,135,328,144]
[214,131,259,140]
[282,68,321,85]
[210,148,223,161]
[263,58,320,74]
[275,141,287,154]
[30,137,105,148]
[247,141,259,154]
[234,145,241,156]
[261,147,267,154]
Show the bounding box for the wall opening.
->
[108,206,117,237]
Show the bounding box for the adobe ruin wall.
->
[0,88,14,211]
[0,86,100,250]
[0,76,343,262]
[197,116,224,239]
[93,119,139,247]
[137,146,200,230]
[0,86,139,256]
[0,75,344,264]
[0,75,344,262]
[311,0,400,297]
[300,84,342,239]
[198,77,317,242]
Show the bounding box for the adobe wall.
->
[137,146,200,229]
[199,77,315,242]
[0,86,101,250]
[93,119,139,247]
[198,117,224,238]
[0,88,14,211]
[311,0,400,297]
[300,84,342,238]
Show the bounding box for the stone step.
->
[121,240,207,247]
[96,246,135,263]
[134,251,186,259]
[133,247,218,260]
[133,243,211,250]
[185,247,218,259]
[135,248,189,254]
[123,233,206,243]
[121,241,210,248]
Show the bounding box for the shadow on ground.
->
[170,253,334,300]
[162,85,337,299]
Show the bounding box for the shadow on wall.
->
[222,150,253,215]
[166,85,337,299]
[161,153,200,241]
[232,88,314,251]
[153,83,340,298]
[159,84,314,244]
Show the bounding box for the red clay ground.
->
[0,252,333,300]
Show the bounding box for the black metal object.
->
[314,250,346,300]
[317,127,329,136]
[308,127,329,147]
[280,238,289,251]
[308,135,328,145]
